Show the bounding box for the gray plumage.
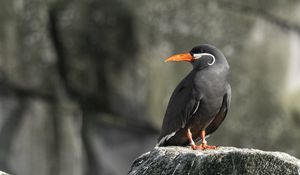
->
[157,44,231,146]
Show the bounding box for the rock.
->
[0,171,9,175]
[128,146,300,175]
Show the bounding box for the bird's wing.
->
[206,84,231,136]
[157,72,200,144]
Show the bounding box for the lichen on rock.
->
[128,146,300,175]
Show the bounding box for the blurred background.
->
[0,0,300,174]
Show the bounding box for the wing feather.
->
[158,71,199,144]
[206,84,231,135]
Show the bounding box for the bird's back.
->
[157,71,195,144]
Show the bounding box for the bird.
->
[157,44,231,150]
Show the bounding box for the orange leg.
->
[187,128,197,150]
[198,130,217,150]
[186,129,217,150]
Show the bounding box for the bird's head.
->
[165,44,228,70]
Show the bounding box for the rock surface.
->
[128,146,300,175]
[0,171,9,175]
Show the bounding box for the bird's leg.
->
[186,128,197,150]
[199,130,217,150]
[187,129,217,150]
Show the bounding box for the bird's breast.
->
[193,69,228,98]
[198,96,223,116]
[189,96,223,130]
[188,68,228,129]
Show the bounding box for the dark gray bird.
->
[157,44,231,150]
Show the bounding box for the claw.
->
[191,144,217,150]
[187,129,218,150]
[191,144,197,150]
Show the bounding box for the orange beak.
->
[164,53,193,62]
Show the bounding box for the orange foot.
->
[191,144,217,150]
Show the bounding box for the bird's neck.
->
[193,64,229,84]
